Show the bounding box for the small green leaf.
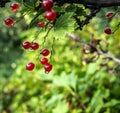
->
[53,13,77,39]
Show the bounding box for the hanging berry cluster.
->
[42,0,56,21]
[4,0,56,73]
[24,44,52,73]
[22,41,52,73]
[22,0,56,73]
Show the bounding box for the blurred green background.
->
[0,2,120,113]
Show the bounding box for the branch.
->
[55,0,120,7]
[0,0,10,7]
[74,8,100,30]
[66,33,120,64]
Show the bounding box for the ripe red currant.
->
[45,9,56,21]
[44,63,52,72]
[104,27,112,35]
[5,17,14,27]
[22,41,31,49]
[106,11,114,19]
[26,62,35,71]
[42,0,53,11]
[40,49,50,56]
[31,42,39,50]
[40,58,48,65]
[38,21,45,27]
[11,3,19,12]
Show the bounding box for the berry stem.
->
[112,22,120,33]
[50,37,55,60]
[41,25,54,46]
[13,12,29,25]
[31,29,42,43]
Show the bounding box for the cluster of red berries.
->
[104,11,114,35]
[37,0,56,28]
[40,49,53,73]
[22,41,39,50]
[22,41,52,73]
[4,1,55,73]
[4,3,19,27]
[24,0,56,73]
[42,0,56,21]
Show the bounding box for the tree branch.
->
[74,8,100,30]
[0,0,10,7]
[66,33,120,64]
[55,0,120,7]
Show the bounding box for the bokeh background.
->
[0,1,120,113]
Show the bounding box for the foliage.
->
[0,0,120,113]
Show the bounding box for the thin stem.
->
[50,37,55,60]
[31,29,42,43]
[41,26,53,46]
[112,22,120,33]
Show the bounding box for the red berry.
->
[45,9,56,21]
[22,41,31,49]
[41,49,50,56]
[26,62,35,71]
[44,63,52,72]
[42,0,53,11]
[40,58,48,65]
[5,18,14,27]
[31,42,39,50]
[104,27,112,35]
[106,11,114,19]
[11,3,19,12]
[38,21,45,27]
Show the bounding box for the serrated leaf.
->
[65,4,77,12]
[23,0,37,7]
[53,13,77,39]
[66,4,86,16]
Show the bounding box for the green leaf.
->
[65,4,86,16]
[104,99,120,107]
[23,0,37,7]
[53,72,77,89]
[53,13,77,39]
[86,88,109,113]
[52,100,68,113]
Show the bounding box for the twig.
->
[74,8,100,30]
[66,33,120,64]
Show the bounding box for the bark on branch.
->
[55,0,120,7]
